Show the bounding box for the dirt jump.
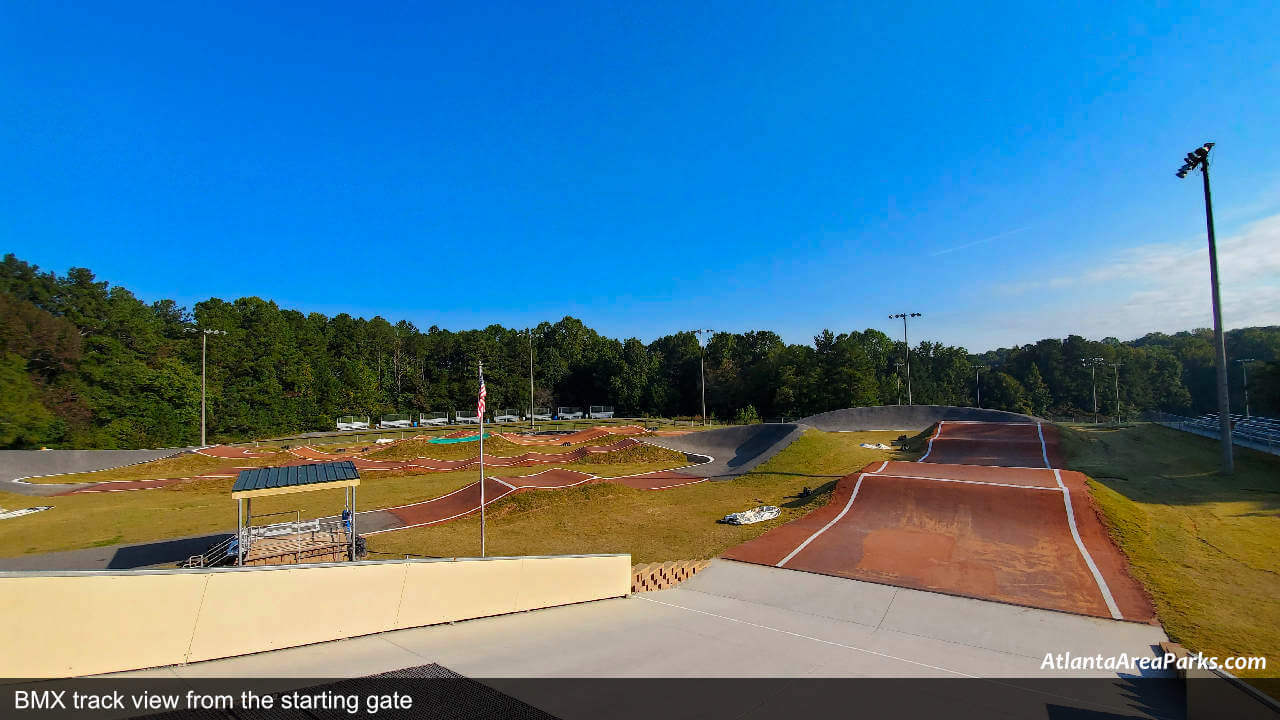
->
[723,420,1155,623]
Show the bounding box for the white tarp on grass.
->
[719,506,780,525]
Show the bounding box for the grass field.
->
[0,457,687,558]
[365,429,915,563]
[1063,423,1279,685]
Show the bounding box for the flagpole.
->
[478,361,486,558]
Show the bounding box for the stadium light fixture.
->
[1175,141,1233,473]
[185,327,228,446]
[889,313,922,404]
[1236,358,1257,418]
[690,329,714,425]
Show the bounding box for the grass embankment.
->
[22,451,296,484]
[366,429,915,563]
[0,455,686,558]
[1064,423,1279,685]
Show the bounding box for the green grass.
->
[0,457,686,558]
[366,429,916,563]
[1062,423,1280,685]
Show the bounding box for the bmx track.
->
[723,420,1156,623]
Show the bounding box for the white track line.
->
[633,595,976,678]
[875,474,1061,491]
[773,468,875,568]
[493,477,518,490]
[1053,469,1122,620]
[1036,423,1052,469]
[364,487,517,535]
[917,422,943,462]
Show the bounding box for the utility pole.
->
[184,327,227,446]
[1083,357,1104,424]
[1177,142,1232,473]
[889,313,922,404]
[1236,359,1255,418]
[690,329,714,425]
[973,366,986,408]
[1108,362,1123,424]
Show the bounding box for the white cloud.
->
[959,213,1280,349]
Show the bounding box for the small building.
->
[230,461,362,567]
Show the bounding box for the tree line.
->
[2,253,1277,449]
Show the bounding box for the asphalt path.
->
[0,447,192,496]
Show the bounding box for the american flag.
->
[477,362,486,418]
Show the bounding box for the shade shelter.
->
[231,461,361,566]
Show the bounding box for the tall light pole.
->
[972,366,986,408]
[1236,359,1256,418]
[527,327,537,431]
[1082,357,1105,424]
[889,313,922,404]
[1177,141,1232,473]
[1108,362,1123,424]
[894,361,904,405]
[690,329,713,425]
[184,327,227,446]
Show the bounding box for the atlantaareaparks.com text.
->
[1041,652,1267,672]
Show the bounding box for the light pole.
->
[1236,359,1256,418]
[527,327,537,431]
[1108,362,1123,424]
[690,329,713,425]
[1082,357,1105,424]
[894,361,904,405]
[889,313,922,404]
[972,366,986,408]
[1177,141,1233,473]
[184,327,227,446]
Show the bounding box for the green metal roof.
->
[233,461,359,493]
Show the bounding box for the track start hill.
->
[724,420,1156,623]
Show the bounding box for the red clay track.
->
[195,445,279,459]
[372,465,704,532]
[495,425,648,445]
[723,422,1154,623]
[919,421,1065,468]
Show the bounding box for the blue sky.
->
[3,1,1277,351]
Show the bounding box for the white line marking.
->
[633,595,976,678]
[875,474,1061,491]
[364,487,517,534]
[1036,422,1052,469]
[493,477,517,490]
[1053,469,1122,620]
[777,473,867,567]
[917,422,943,462]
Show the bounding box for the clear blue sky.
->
[4,1,1278,350]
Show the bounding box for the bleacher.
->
[1153,411,1280,454]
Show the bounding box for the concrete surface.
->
[2,554,631,677]
[107,560,1181,718]
[643,423,806,478]
[0,447,191,496]
[123,559,1171,678]
[799,405,1038,432]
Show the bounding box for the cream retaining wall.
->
[0,554,630,677]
